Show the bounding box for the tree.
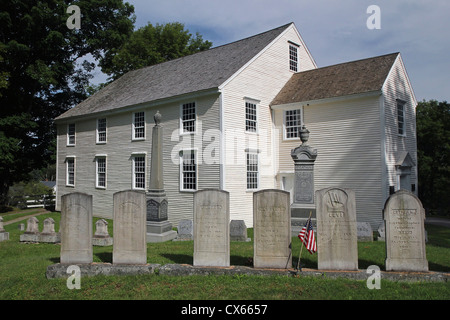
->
[0,0,135,205]
[100,22,213,81]
[416,100,450,215]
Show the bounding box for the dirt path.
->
[3,208,52,226]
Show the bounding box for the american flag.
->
[298,218,317,254]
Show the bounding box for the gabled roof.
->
[271,52,399,106]
[55,23,294,121]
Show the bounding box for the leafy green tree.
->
[416,100,450,215]
[100,22,213,81]
[0,0,135,205]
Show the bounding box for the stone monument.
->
[253,189,291,269]
[93,219,113,246]
[113,190,147,264]
[193,189,230,267]
[0,216,9,242]
[146,111,177,242]
[383,190,428,272]
[19,216,40,242]
[290,125,318,236]
[316,187,358,270]
[176,219,193,241]
[60,193,93,264]
[39,217,61,243]
[230,220,250,242]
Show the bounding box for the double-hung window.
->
[245,101,257,133]
[133,112,145,140]
[96,157,106,188]
[246,152,259,190]
[284,109,302,139]
[132,155,146,190]
[97,118,107,143]
[66,157,75,187]
[397,100,406,136]
[289,43,299,72]
[67,123,76,146]
[180,150,197,191]
[181,102,196,134]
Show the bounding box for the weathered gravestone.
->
[193,189,230,267]
[60,193,93,264]
[253,189,291,269]
[0,216,9,242]
[383,190,428,272]
[40,217,61,243]
[93,219,113,246]
[113,190,147,265]
[357,222,373,242]
[316,187,358,270]
[176,219,193,241]
[20,216,40,242]
[230,220,250,242]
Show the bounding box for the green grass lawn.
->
[0,211,449,301]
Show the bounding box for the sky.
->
[90,0,450,102]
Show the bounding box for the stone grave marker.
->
[40,217,61,243]
[176,219,193,240]
[383,190,428,272]
[193,189,230,267]
[113,190,147,265]
[93,219,113,246]
[316,187,358,270]
[230,220,250,242]
[357,222,373,242]
[0,216,9,242]
[253,189,291,269]
[60,193,93,264]
[20,216,40,242]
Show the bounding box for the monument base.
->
[93,237,113,246]
[386,259,429,272]
[0,232,9,242]
[146,220,177,242]
[146,230,177,243]
[20,232,61,243]
[291,204,316,237]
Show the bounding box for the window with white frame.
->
[397,100,405,136]
[96,157,106,188]
[245,101,257,133]
[284,109,302,139]
[66,157,75,186]
[133,112,145,140]
[132,155,146,189]
[97,118,107,143]
[289,43,299,72]
[67,123,75,146]
[246,152,258,190]
[180,150,197,191]
[181,102,196,133]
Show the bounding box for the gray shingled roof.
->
[271,52,399,106]
[55,23,293,121]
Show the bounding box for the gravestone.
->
[20,216,40,242]
[230,220,250,242]
[176,219,193,240]
[290,125,318,236]
[383,190,428,272]
[357,222,373,242]
[377,222,385,241]
[60,193,93,264]
[193,189,230,267]
[39,217,61,243]
[0,216,9,242]
[113,190,147,265]
[146,111,177,242]
[253,189,291,268]
[316,187,358,270]
[93,219,113,246]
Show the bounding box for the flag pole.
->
[296,211,312,271]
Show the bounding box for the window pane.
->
[182,102,196,133]
[285,109,301,138]
[97,158,106,187]
[67,159,75,185]
[134,156,145,189]
[134,112,145,139]
[246,153,258,189]
[182,151,196,190]
[68,124,75,145]
[289,45,298,72]
[97,118,106,142]
[245,102,257,132]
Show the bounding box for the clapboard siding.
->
[56,93,221,225]
[221,25,316,226]
[274,95,384,228]
[382,55,418,200]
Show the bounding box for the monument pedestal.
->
[291,204,316,236]
[146,191,177,243]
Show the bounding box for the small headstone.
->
[357,222,373,242]
[316,187,358,270]
[20,216,40,242]
[383,190,428,272]
[377,222,385,241]
[253,189,291,269]
[0,217,9,242]
[18,223,25,231]
[230,220,250,242]
[176,219,193,241]
[39,217,61,243]
[113,190,147,265]
[60,193,93,264]
[93,219,113,246]
[193,189,230,267]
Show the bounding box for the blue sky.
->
[91,0,450,102]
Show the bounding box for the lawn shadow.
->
[160,253,193,264]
